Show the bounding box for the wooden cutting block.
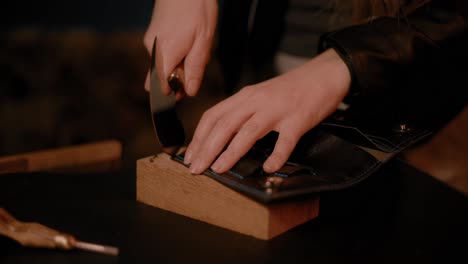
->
[137,153,319,240]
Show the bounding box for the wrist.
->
[317,48,352,99]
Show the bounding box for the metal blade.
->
[75,240,119,256]
[149,36,186,154]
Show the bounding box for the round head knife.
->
[149,37,186,155]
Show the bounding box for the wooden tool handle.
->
[0,208,119,255]
[0,140,122,174]
[0,208,75,249]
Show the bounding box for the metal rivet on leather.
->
[262,176,283,189]
[333,113,345,121]
[394,123,412,134]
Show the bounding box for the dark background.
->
[0,0,227,168]
[0,0,178,167]
[0,0,152,31]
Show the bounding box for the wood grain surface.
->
[137,154,319,240]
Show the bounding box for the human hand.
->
[143,0,218,98]
[184,49,352,174]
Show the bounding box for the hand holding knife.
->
[150,36,186,155]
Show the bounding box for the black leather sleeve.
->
[319,0,467,129]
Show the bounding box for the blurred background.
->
[0,0,225,167]
[0,0,152,31]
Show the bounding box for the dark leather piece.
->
[322,109,432,153]
[319,0,468,129]
[172,118,431,203]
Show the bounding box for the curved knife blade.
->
[149,37,185,155]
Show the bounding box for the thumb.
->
[144,70,150,92]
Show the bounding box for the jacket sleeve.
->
[319,0,468,129]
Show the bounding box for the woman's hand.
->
[143,0,218,97]
[184,49,352,174]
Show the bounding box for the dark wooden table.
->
[0,158,467,264]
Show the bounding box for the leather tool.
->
[0,208,118,256]
[149,37,185,155]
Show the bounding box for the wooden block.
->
[0,140,122,174]
[137,154,319,240]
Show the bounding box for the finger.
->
[263,129,300,173]
[142,1,158,54]
[183,35,213,96]
[189,111,253,174]
[144,70,150,92]
[155,38,171,95]
[144,34,170,95]
[184,91,250,164]
[211,115,272,173]
[143,27,156,55]
[156,37,194,95]
[184,108,222,165]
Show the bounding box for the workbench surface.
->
[1,159,466,264]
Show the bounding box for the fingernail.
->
[184,150,193,165]
[187,80,199,96]
[263,164,272,173]
[263,161,275,173]
[210,157,224,173]
[190,162,200,175]
[263,153,282,173]
[210,162,221,173]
